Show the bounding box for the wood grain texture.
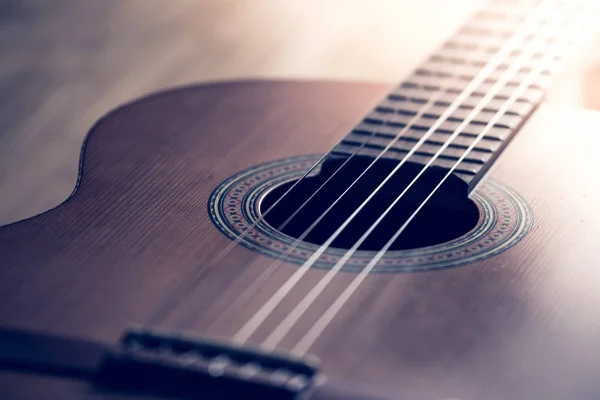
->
[1,80,600,399]
[1,0,599,227]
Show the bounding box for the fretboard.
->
[331,0,579,191]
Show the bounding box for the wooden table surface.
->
[1,0,599,226]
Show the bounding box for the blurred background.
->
[0,0,599,225]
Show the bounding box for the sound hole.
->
[260,156,480,251]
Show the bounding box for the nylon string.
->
[174,2,539,332]
[232,0,559,345]
[146,58,411,326]
[291,4,596,356]
[259,0,575,351]
[206,80,456,333]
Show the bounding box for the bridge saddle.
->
[98,327,322,399]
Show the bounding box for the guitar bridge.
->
[97,328,321,399]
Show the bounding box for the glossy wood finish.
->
[1,80,600,399]
[3,0,600,228]
[0,0,482,227]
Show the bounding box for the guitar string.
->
[257,1,575,350]
[290,6,597,356]
[152,0,529,329]
[145,69,405,327]
[234,0,558,345]
[231,0,558,345]
[206,1,553,336]
[172,68,458,333]
[145,159,326,325]
[204,81,458,333]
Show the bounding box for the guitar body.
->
[1,80,600,400]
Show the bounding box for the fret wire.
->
[148,0,582,332]
[233,0,560,346]
[178,29,490,333]
[362,8,565,185]
[207,83,457,335]
[143,80,381,326]
[184,1,551,334]
[147,2,531,328]
[258,1,568,351]
[290,2,597,356]
[201,82,458,333]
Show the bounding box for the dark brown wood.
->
[0,0,487,228]
[324,1,566,192]
[1,80,600,399]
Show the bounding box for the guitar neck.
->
[332,0,577,192]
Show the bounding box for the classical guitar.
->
[1,1,600,399]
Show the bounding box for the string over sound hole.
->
[260,156,480,251]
